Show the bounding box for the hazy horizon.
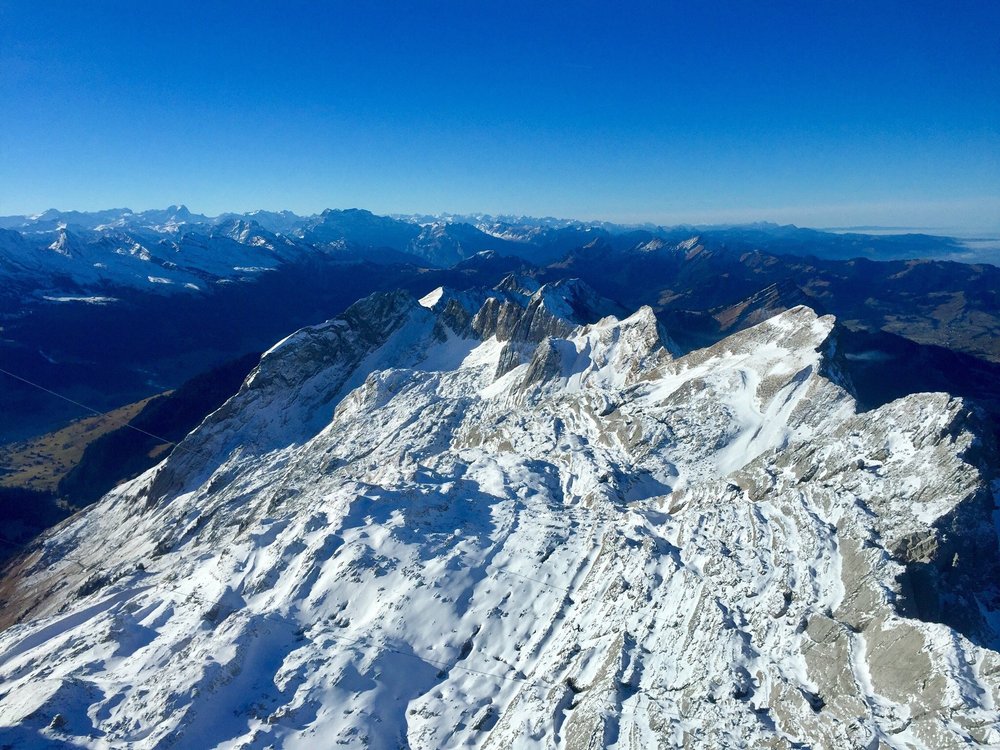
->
[4,203,999,239]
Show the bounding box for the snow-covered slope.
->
[0,280,998,749]
[0,221,326,296]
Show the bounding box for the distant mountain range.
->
[1,207,993,290]
[1,206,998,442]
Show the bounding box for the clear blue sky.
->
[2,1,998,231]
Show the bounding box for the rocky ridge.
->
[0,277,997,748]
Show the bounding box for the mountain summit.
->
[0,282,997,748]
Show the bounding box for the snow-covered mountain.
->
[1,206,983,301]
[0,208,527,298]
[0,277,997,748]
[0,221,331,298]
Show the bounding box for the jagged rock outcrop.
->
[0,282,997,749]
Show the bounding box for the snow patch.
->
[418,286,445,308]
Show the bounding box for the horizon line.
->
[3,205,998,239]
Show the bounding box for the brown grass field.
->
[0,392,170,494]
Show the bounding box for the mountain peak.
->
[46,228,80,257]
[0,292,996,748]
[493,272,540,297]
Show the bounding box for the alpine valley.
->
[0,208,999,748]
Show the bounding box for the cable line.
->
[0,365,216,462]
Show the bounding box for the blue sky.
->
[2,1,998,231]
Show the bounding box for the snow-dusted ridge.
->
[0,278,998,748]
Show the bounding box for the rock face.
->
[0,279,997,749]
